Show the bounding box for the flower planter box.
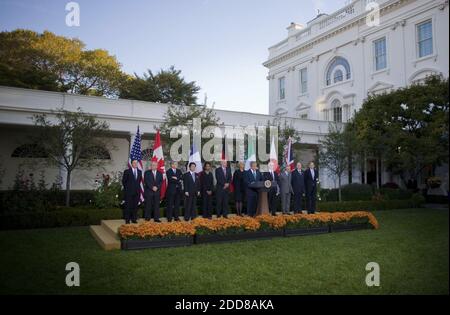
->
[121,236,194,250]
[284,225,330,237]
[195,229,284,244]
[330,223,370,233]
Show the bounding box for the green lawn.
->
[0,208,448,294]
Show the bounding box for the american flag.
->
[128,126,145,204]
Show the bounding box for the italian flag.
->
[245,139,256,170]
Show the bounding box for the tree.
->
[119,66,201,105]
[31,108,113,206]
[159,104,220,157]
[319,123,353,201]
[350,75,449,186]
[0,29,124,97]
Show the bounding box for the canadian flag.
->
[152,130,167,199]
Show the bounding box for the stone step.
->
[101,219,125,240]
[89,225,121,251]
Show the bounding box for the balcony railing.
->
[268,0,389,56]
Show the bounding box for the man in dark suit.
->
[304,161,319,214]
[166,161,183,222]
[215,159,232,218]
[144,161,163,222]
[291,162,306,213]
[183,162,201,221]
[200,162,214,219]
[243,161,263,217]
[263,161,279,216]
[121,160,142,224]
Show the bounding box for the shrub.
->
[412,193,426,207]
[381,182,400,189]
[93,182,123,209]
[0,190,95,214]
[319,188,339,202]
[425,194,448,204]
[379,188,413,200]
[317,198,423,212]
[341,183,373,201]
[0,207,122,230]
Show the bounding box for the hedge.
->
[0,208,122,230]
[317,198,424,212]
[0,190,95,214]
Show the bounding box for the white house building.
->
[263,0,449,189]
[264,0,449,121]
[0,0,448,192]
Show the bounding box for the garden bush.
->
[317,197,424,212]
[340,183,373,201]
[378,188,413,200]
[0,190,95,214]
[0,207,123,230]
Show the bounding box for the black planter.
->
[121,236,194,250]
[330,223,370,233]
[284,225,330,237]
[195,229,284,244]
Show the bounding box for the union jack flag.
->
[128,126,145,204]
[284,137,295,171]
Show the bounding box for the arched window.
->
[331,99,342,123]
[326,57,351,86]
[333,69,344,83]
[11,144,48,158]
[80,146,111,160]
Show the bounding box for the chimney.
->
[287,22,304,37]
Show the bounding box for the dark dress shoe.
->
[131,220,138,224]
[174,218,180,221]
[154,219,161,223]
[167,219,173,223]
[223,215,228,219]
[125,220,131,224]
[145,218,151,221]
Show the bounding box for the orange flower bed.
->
[284,211,379,230]
[119,211,379,239]
[257,214,288,230]
[192,216,261,235]
[119,220,196,240]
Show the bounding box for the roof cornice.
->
[263,0,413,69]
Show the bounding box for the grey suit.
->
[279,171,293,214]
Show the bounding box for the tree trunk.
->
[363,152,367,184]
[376,157,380,189]
[65,170,71,207]
[338,176,342,202]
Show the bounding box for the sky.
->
[0,0,345,114]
